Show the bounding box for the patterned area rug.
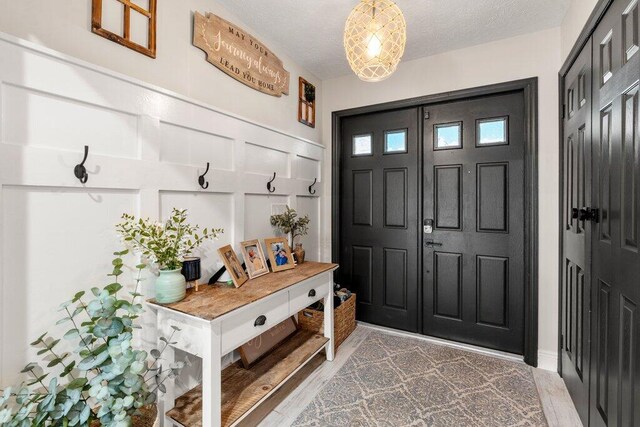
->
[293,331,547,426]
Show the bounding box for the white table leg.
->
[202,322,222,427]
[324,289,335,361]
[157,311,176,427]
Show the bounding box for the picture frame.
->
[217,244,248,288]
[264,237,296,272]
[240,239,269,279]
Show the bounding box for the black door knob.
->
[578,207,600,223]
[254,315,267,326]
[308,289,316,297]
[571,208,579,219]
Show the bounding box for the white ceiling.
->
[216,0,570,80]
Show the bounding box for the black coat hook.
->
[309,178,317,195]
[198,162,210,189]
[74,145,89,184]
[267,172,277,193]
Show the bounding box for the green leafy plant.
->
[270,206,310,249]
[116,208,223,271]
[0,252,189,426]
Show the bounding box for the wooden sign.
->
[193,12,290,97]
[238,317,298,368]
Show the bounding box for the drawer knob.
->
[254,315,267,327]
[308,289,316,297]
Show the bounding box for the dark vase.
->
[181,257,201,282]
[294,243,306,264]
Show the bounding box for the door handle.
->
[571,208,579,219]
[308,289,316,297]
[254,315,267,326]
[425,240,443,247]
[578,207,599,223]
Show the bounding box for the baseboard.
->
[537,350,558,372]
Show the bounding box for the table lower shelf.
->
[166,329,329,427]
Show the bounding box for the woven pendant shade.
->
[344,0,407,82]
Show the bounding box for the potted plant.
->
[116,208,222,304]
[0,252,189,426]
[270,206,310,263]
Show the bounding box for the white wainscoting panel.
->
[159,122,234,170]
[296,196,321,262]
[244,142,289,178]
[244,194,290,245]
[2,83,140,159]
[1,186,139,384]
[0,33,324,388]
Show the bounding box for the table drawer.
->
[220,291,289,355]
[289,274,331,315]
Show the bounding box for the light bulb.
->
[367,33,382,57]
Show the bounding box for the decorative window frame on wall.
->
[298,77,316,128]
[91,0,157,58]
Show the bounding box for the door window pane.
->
[384,129,407,153]
[353,134,373,156]
[434,122,462,149]
[477,117,508,146]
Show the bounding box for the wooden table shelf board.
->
[167,330,328,427]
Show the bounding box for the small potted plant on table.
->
[270,206,310,264]
[116,208,223,304]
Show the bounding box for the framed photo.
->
[217,245,248,288]
[264,237,296,272]
[240,239,269,279]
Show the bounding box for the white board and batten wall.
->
[0,33,324,386]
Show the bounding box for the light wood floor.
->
[244,324,582,427]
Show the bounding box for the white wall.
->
[0,0,321,143]
[0,34,324,388]
[561,0,600,62]
[321,27,563,367]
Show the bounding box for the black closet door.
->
[561,38,593,426]
[340,108,420,332]
[590,0,640,425]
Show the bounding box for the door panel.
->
[340,108,420,332]
[561,37,593,427]
[590,0,640,426]
[422,92,525,354]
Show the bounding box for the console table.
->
[147,261,338,427]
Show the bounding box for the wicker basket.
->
[298,294,356,352]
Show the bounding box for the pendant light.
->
[344,0,407,82]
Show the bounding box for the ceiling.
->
[216,0,570,80]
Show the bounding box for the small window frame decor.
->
[264,237,296,272]
[298,77,316,128]
[91,0,157,58]
[240,239,269,279]
[217,244,248,288]
[434,121,463,150]
[476,116,509,147]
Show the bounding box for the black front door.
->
[561,38,593,426]
[589,0,640,425]
[340,108,420,332]
[422,92,526,354]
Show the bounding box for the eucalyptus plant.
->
[0,251,189,426]
[116,208,223,271]
[270,206,310,249]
